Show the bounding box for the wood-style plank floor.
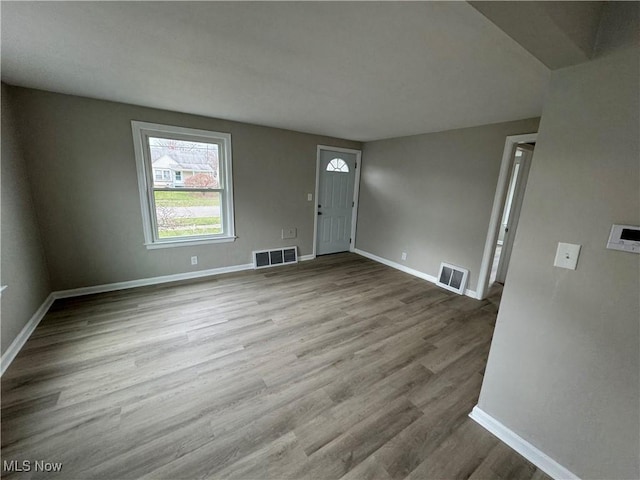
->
[1,253,551,480]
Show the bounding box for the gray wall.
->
[356,118,540,292]
[470,1,604,69]
[1,84,51,354]
[9,87,360,291]
[478,46,639,479]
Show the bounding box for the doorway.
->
[490,143,534,285]
[314,146,362,256]
[476,133,537,299]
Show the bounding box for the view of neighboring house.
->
[150,137,219,188]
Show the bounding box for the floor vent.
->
[253,246,298,269]
[436,262,469,295]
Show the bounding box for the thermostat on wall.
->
[607,224,640,253]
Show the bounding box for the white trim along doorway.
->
[476,133,538,299]
[313,145,362,258]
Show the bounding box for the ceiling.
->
[1,1,550,142]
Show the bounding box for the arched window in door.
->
[326,158,349,173]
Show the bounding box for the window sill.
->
[145,236,237,249]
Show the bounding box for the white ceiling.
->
[1,1,550,142]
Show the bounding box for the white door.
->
[495,144,534,283]
[316,149,357,255]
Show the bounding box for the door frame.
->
[313,145,363,258]
[476,133,537,299]
[495,144,533,284]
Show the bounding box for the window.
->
[131,121,235,248]
[154,169,171,182]
[326,158,349,172]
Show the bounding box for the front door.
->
[316,149,357,255]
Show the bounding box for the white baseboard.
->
[469,406,579,480]
[1,293,55,376]
[53,263,255,299]
[354,248,479,299]
[54,255,317,300]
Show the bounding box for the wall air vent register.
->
[253,247,298,269]
[436,262,469,295]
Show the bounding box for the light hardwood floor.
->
[1,253,551,480]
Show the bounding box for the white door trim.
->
[477,133,537,299]
[313,145,362,258]
[495,145,533,284]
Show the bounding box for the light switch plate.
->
[554,242,581,270]
[307,193,313,201]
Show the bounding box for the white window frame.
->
[131,121,236,249]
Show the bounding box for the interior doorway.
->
[490,143,534,285]
[476,133,537,299]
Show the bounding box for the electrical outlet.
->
[401,252,407,261]
[282,228,297,239]
[191,256,198,265]
[307,193,313,201]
